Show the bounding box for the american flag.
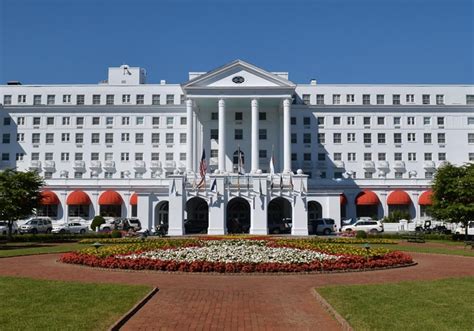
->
[197,149,207,189]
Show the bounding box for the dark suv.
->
[308,218,337,235]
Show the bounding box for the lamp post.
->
[92,242,104,252]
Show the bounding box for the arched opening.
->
[67,191,91,219]
[387,190,412,219]
[37,191,59,218]
[226,197,251,234]
[232,149,245,173]
[418,190,433,218]
[355,190,380,219]
[154,201,169,233]
[185,197,209,234]
[267,197,292,234]
[99,191,123,217]
[307,201,322,234]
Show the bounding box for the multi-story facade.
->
[1,60,473,234]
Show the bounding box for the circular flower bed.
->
[60,238,414,273]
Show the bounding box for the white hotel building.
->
[1,60,473,235]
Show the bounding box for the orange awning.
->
[66,191,91,205]
[418,190,433,206]
[130,193,137,206]
[98,191,123,205]
[340,194,347,205]
[40,191,59,205]
[355,190,380,206]
[387,190,412,205]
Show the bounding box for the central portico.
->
[181,59,296,175]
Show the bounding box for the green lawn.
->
[0,242,83,257]
[0,276,151,331]
[317,277,474,331]
[368,243,474,257]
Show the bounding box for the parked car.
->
[341,220,384,234]
[127,218,142,231]
[52,222,89,234]
[308,218,337,235]
[268,218,292,234]
[454,221,474,236]
[0,221,18,235]
[184,219,208,234]
[19,218,53,234]
[99,218,131,232]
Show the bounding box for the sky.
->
[0,0,473,85]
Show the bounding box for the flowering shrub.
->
[60,238,413,273]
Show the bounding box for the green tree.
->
[0,169,44,237]
[429,163,474,237]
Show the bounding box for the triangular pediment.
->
[182,60,295,90]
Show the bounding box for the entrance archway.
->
[227,197,250,234]
[154,201,169,231]
[267,197,292,234]
[185,197,209,234]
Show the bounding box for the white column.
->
[283,98,292,173]
[186,99,194,172]
[218,99,226,172]
[251,99,259,173]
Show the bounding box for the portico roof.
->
[182,59,296,98]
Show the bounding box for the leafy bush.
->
[367,232,453,241]
[111,230,122,238]
[356,230,368,239]
[382,210,411,223]
[90,215,105,231]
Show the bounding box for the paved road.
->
[1,253,473,330]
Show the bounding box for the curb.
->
[108,287,159,331]
[312,288,353,331]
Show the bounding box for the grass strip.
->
[0,243,83,257]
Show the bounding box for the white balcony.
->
[29,160,41,170]
[43,161,56,171]
[377,161,390,169]
[178,161,186,171]
[334,161,345,168]
[423,161,436,170]
[134,161,146,172]
[90,161,102,170]
[393,161,406,170]
[164,160,176,170]
[103,161,116,171]
[363,161,375,170]
[73,160,86,171]
[150,161,162,170]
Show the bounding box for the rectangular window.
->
[61,133,70,142]
[136,94,144,105]
[121,153,130,161]
[92,95,101,105]
[424,117,431,125]
[364,153,372,161]
[406,94,414,103]
[105,117,113,126]
[437,133,446,144]
[347,133,355,142]
[377,133,386,144]
[317,117,324,126]
[166,94,174,104]
[316,94,325,105]
[345,116,354,125]
[425,172,434,179]
[210,129,218,140]
[180,133,186,144]
[76,95,85,105]
[165,153,173,161]
[291,133,297,144]
[407,133,416,142]
[33,95,41,105]
[438,153,446,161]
[180,117,187,125]
[151,133,159,144]
[166,133,174,144]
[259,112,266,121]
[122,133,130,142]
[152,94,160,105]
[234,129,243,140]
[364,172,373,179]
[33,117,41,125]
[424,153,432,161]
[436,94,444,105]
[45,133,54,144]
[302,94,310,105]
[91,133,100,144]
[75,153,83,161]
[363,116,371,125]
[104,153,113,161]
[135,133,144,144]
[135,153,144,161]
[304,153,311,161]
[32,133,40,144]
[180,152,186,161]
[136,117,144,125]
[210,150,218,158]
[422,94,430,105]
[394,153,402,161]
[211,112,218,120]
[318,133,325,144]
[392,94,400,105]
[393,117,401,125]
[92,117,100,125]
[60,117,69,126]
[291,117,296,125]
[122,94,131,103]
[16,117,25,125]
[333,116,341,125]
[394,133,402,144]
[470,153,474,161]
[259,129,267,140]
[362,94,371,105]
[104,94,113,105]
[16,153,24,161]
[333,153,342,161]
[91,153,99,161]
[376,94,384,105]
[151,153,160,161]
[303,117,311,125]
[46,117,54,125]
[407,116,415,125]
[152,117,160,126]
[122,117,130,125]
[424,133,432,144]
[2,134,10,144]
[3,95,12,105]
[377,117,385,125]
[17,133,24,142]
[259,150,267,158]
[75,133,84,144]
[76,117,84,126]
[347,152,356,161]
[105,172,113,179]
[303,133,311,144]
[363,133,372,144]
[333,133,342,144]
[395,172,403,179]
[466,95,474,104]
[235,112,243,121]
[105,133,113,144]
[332,94,341,105]
[346,94,355,103]
[408,152,416,161]
[31,153,40,161]
[61,153,69,161]
[166,117,174,125]
[437,117,445,126]
[378,153,386,161]
[318,153,325,161]
[18,95,26,103]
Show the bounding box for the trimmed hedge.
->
[0,233,114,243]
[368,232,454,241]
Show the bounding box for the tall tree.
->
[430,163,474,237]
[0,170,44,237]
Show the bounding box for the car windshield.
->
[26,220,38,225]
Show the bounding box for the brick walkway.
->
[1,253,473,330]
